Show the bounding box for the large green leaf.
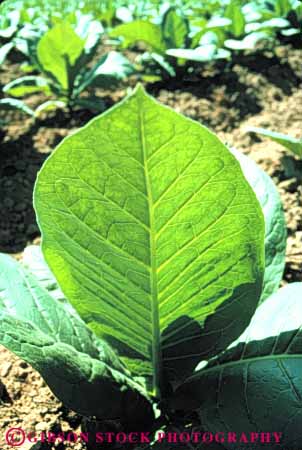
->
[171,283,302,450]
[37,22,85,90]
[247,126,302,158]
[34,86,265,398]
[231,148,286,302]
[110,20,166,53]
[0,253,153,422]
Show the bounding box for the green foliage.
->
[1,0,300,82]
[0,87,295,444]
[247,126,302,158]
[110,7,231,79]
[110,20,166,53]
[230,148,287,303]
[37,23,85,90]
[0,97,34,117]
[171,283,302,449]
[3,19,133,114]
[33,86,265,397]
[0,253,153,423]
[225,0,246,37]
[108,0,300,79]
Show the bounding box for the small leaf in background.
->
[34,100,66,117]
[37,22,85,89]
[86,51,134,88]
[110,20,166,53]
[76,51,133,95]
[34,86,264,397]
[74,12,104,59]
[281,27,301,35]
[115,6,133,23]
[225,0,246,37]
[149,52,176,77]
[247,126,302,158]
[275,0,293,17]
[245,17,290,33]
[20,62,36,73]
[171,283,302,449]
[225,31,268,50]
[162,7,189,49]
[3,75,51,97]
[0,98,34,116]
[166,45,231,62]
[0,10,19,38]
[0,42,14,65]
[206,16,232,29]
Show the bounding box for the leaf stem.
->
[138,93,163,400]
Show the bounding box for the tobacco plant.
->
[110,6,231,80]
[1,87,301,449]
[2,19,133,114]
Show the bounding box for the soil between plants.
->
[0,44,301,449]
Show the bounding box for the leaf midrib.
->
[138,94,162,398]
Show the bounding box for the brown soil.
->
[0,43,301,449]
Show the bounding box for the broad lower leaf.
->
[34,85,264,397]
[0,253,153,422]
[37,22,85,90]
[3,75,51,97]
[247,126,302,158]
[22,245,66,302]
[231,149,286,302]
[0,98,34,115]
[162,7,189,49]
[110,21,166,54]
[171,283,302,449]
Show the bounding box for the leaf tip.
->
[131,83,147,98]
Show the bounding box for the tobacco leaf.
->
[0,253,153,422]
[34,85,265,395]
[171,283,302,450]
